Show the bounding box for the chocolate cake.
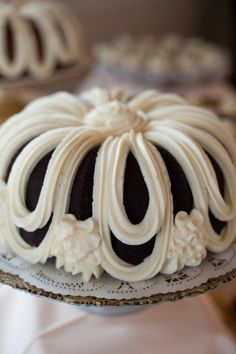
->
[0,1,86,80]
[0,88,235,282]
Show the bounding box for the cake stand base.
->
[80,304,150,316]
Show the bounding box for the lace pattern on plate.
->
[0,243,235,303]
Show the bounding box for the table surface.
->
[0,283,235,354]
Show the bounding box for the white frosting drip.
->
[0,1,85,79]
[161,210,207,274]
[0,87,236,281]
[50,215,102,281]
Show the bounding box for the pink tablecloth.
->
[0,284,235,354]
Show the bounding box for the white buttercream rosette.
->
[50,215,102,281]
[162,210,207,274]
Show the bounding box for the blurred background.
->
[67,0,236,84]
[0,1,236,352]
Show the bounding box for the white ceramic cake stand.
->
[0,242,235,316]
[0,58,93,94]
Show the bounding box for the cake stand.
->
[0,242,235,316]
[0,58,93,94]
[98,59,230,89]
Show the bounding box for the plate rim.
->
[0,267,235,307]
[97,60,231,86]
[0,57,94,91]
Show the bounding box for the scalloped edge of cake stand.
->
[0,266,235,309]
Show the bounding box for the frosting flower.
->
[162,209,207,274]
[50,215,102,281]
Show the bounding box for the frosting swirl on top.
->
[84,101,147,135]
[0,87,236,281]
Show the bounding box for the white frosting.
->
[50,215,102,281]
[162,209,207,274]
[94,34,229,79]
[0,1,85,80]
[0,88,236,281]
[84,101,146,136]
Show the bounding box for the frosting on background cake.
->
[0,0,86,80]
[94,34,230,83]
[0,87,236,282]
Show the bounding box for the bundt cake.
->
[0,88,236,281]
[0,0,86,80]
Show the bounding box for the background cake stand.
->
[0,58,93,95]
[96,57,231,90]
[0,242,235,315]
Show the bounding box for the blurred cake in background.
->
[186,88,236,139]
[0,0,89,83]
[186,91,236,120]
[94,34,230,86]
